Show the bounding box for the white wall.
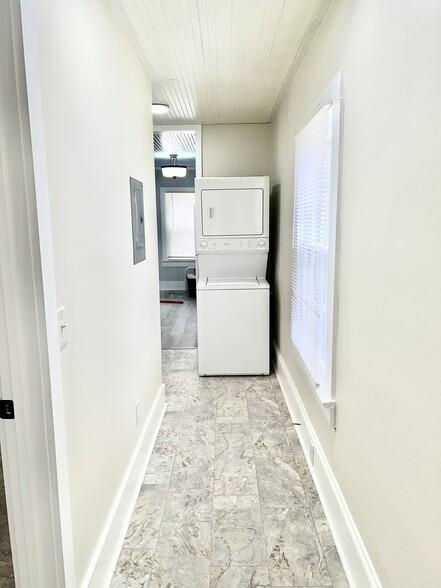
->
[271,1,441,587]
[202,123,272,176]
[31,0,162,582]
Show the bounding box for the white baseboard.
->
[273,342,382,588]
[160,280,186,291]
[83,384,166,588]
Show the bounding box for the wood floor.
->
[160,290,197,350]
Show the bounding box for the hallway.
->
[111,348,349,587]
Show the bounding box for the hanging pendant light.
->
[161,154,187,179]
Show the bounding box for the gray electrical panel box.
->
[130,177,146,264]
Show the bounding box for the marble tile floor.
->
[111,349,349,588]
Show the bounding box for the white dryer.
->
[195,176,270,376]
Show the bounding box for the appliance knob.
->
[200,240,208,249]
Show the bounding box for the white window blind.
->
[290,103,335,399]
[162,192,195,259]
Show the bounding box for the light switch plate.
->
[57,307,67,349]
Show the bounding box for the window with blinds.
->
[161,191,195,260]
[290,73,343,403]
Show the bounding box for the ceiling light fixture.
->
[161,154,187,179]
[152,103,170,114]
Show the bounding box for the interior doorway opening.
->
[153,126,201,350]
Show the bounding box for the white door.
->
[201,189,264,236]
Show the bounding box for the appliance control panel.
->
[197,238,269,252]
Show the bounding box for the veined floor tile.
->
[216,421,253,453]
[216,414,249,424]
[149,521,211,588]
[216,396,248,419]
[175,427,215,469]
[163,467,213,522]
[186,385,217,409]
[183,406,217,430]
[110,549,154,587]
[169,464,214,493]
[255,455,304,508]
[163,489,212,522]
[247,395,282,424]
[123,486,167,550]
[263,506,332,587]
[214,449,259,496]
[144,444,175,476]
[295,454,326,519]
[209,566,270,587]
[250,422,291,456]
[143,471,172,485]
[213,494,260,512]
[211,508,266,568]
[313,519,350,588]
[244,378,274,399]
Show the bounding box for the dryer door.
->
[201,189,263,236]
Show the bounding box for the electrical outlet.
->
[135,400,140,425]
[309,442,315,467]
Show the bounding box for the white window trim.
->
[290,70,345,415]
[159,186,196,267]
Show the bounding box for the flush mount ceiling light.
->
[152,103,170,114]
[161,154,187,179]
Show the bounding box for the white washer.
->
[197,277,269,376]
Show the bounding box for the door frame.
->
[0,1,76,585]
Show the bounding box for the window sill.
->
[161,258,195,268]
[290,341,336,428]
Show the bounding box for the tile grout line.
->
[247,377,274,588]
[208,374,219,586]
[146,349,187,587]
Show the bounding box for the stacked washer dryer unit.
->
[195,176,270,376]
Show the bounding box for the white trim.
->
[85,384,166,587]
[20,1,77,584]
[290,70,344,406]
[160,281,187,291]
[273,341,383,588]
[161,259,196,268]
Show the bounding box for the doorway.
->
[153,126,201,351]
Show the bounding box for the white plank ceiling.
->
[111,0,330,124]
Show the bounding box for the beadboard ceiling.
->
[111,0,330,124]
[153,129,196,165]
